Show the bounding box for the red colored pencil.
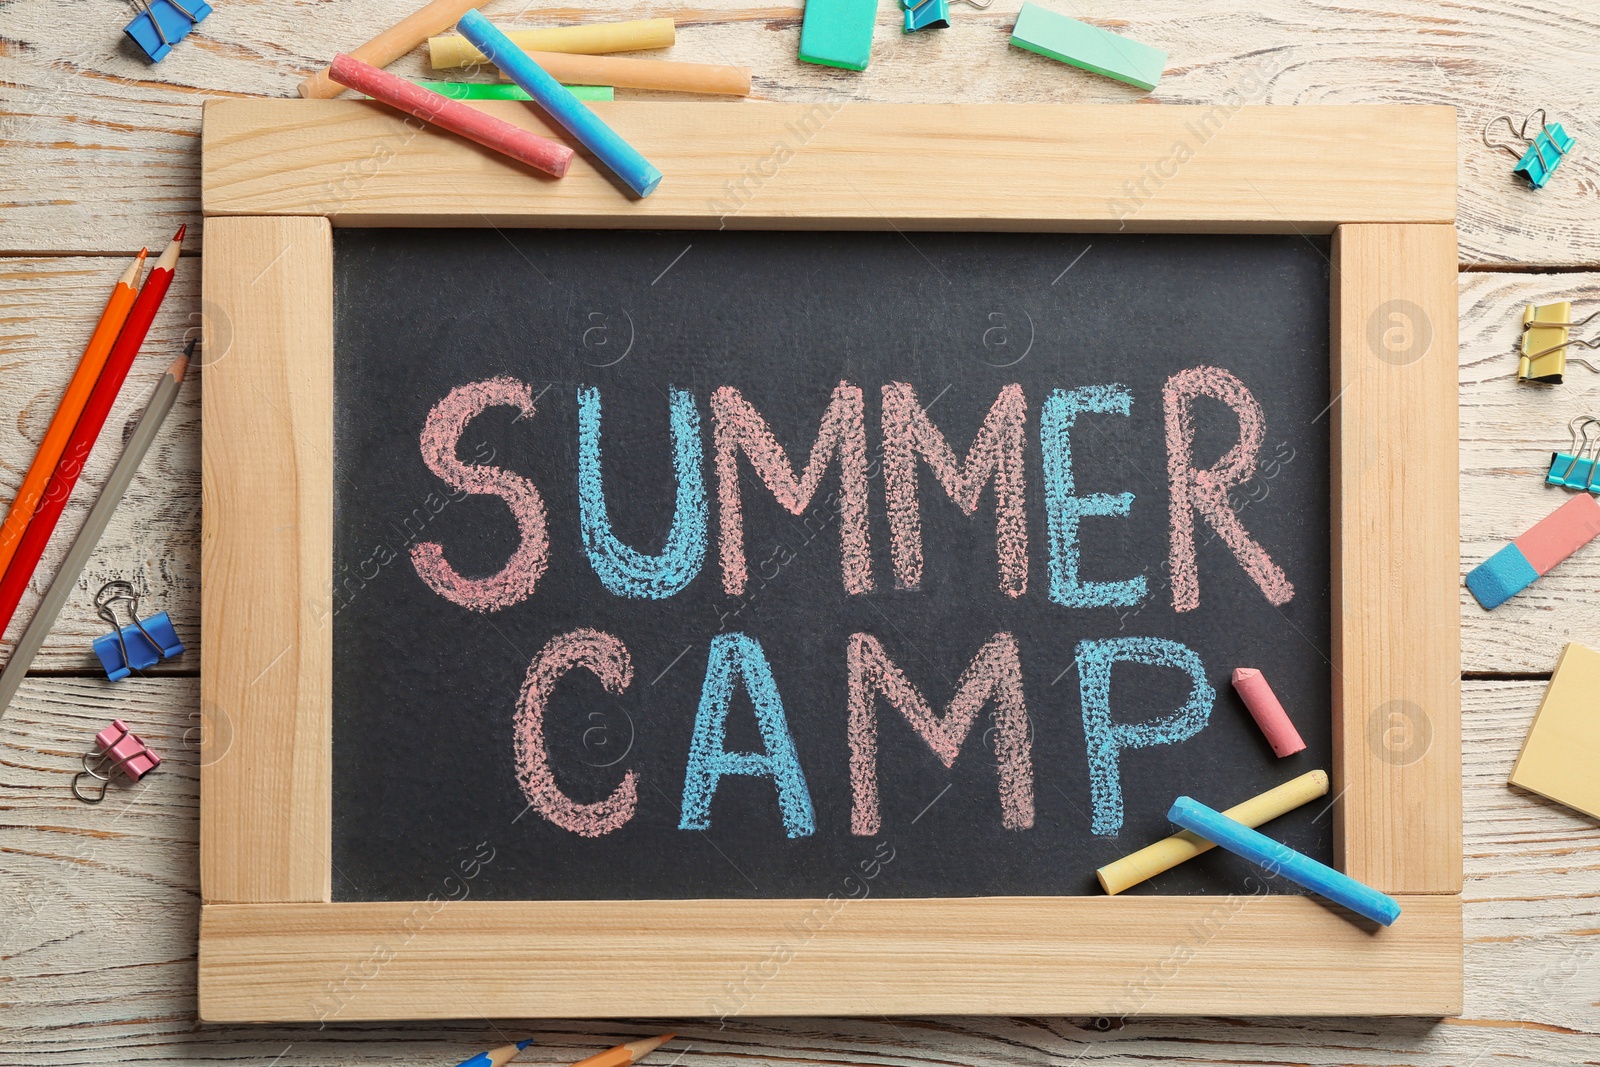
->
[0,226,185,636]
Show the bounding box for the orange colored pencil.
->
[0,248,147,579]
[570,1034,675,1067]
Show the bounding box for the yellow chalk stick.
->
[430,18,676,69]
[1096,770,1329,895]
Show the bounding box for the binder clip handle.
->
[1483,108,1551,157]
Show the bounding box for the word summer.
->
[404,367,1298,839]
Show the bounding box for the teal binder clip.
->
[1547,416,1600,492]
[901,0,989,32]
[1485,110,1576,190]
[904,0,950,31]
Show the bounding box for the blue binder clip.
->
[91,582,184,682]
[1484,110,1576,190]
[1547,415,1600,493]
[124,0,212,63]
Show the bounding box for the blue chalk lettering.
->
[578,385,707,598]
[680,633,816,838]
[1077,636,1214,835]
[1041,385,1147,608]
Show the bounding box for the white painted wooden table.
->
[3,0,1600,1062]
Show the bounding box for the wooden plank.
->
[200,217,333,904]
[200,101,1456,229]
[4,0,1596,265]
[197,894,1463,1021]
[1331,225,1462,892]
[1,677,1580,1058]
[0,257,200,672]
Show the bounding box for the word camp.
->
[400,366,1295,840]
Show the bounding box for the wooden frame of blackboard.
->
[197,101,1462,1021]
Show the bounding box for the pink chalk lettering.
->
[1163,366,1294,612]
[513,628,638,837]
[712,382,871,596]
[412,376,550,612]
[881,383,1028,597]
[847,631,1033,834]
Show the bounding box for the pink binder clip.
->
[72,719,161,803]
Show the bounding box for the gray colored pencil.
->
[0,343,191,717]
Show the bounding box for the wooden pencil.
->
[0,226,184,637]
[0,248,146,582]
[0,345,190,717]
[570,1034,675,1067]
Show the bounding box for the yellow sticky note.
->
[1510,642,1600,817]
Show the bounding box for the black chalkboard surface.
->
[330,229,1331,902]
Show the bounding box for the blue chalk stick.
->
[456,10,662,198]
[1465,542,1539,610]
[1168,796,1401,926]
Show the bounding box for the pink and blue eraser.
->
[1467,492,1600,610]
[124,0,212,63]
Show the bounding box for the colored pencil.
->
[458,11,662,197]
[454,1038,535,1067]
[0,345,189,718]
[0,249,147,582]
[0,226,184,637]
[299,0,488,99]
[327,54,573,178]
[570,1033,675,1067]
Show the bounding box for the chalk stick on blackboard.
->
[1168,796,1401,926]
[1098,770,1329,894]
[1230,668,1306,757]
[1466,492,1600,609]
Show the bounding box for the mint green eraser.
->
[800,0,876,71]
[1010,3,1165,91]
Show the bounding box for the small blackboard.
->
[330,229,1331,903]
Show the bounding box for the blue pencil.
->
[456,1038,535,1067]
[455,10,663,197]
[1167,796,1402,926]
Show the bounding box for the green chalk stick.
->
[1009,3,1165,91]
[799,0,876,71]
[413,81,614,102]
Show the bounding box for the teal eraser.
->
[800,0,877,71]
[1009,3,1166,91]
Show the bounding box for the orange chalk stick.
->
[500,52,752,96]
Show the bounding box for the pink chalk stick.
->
[1514,492,1600,575]
[1230,667,1306,757]
[327,53,573,178]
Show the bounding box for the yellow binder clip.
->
[1519,302,1600,384]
